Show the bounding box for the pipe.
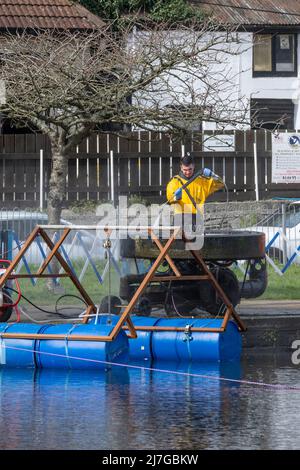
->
[239,258,268,299]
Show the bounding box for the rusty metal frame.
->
[0,224,246,343]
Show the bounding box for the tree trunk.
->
[48,141,68,225]
[46,140,68,291]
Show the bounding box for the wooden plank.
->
[256,129,267,155]
[88,134,98,154]
[0,135,4,154]
[87,157,98,200]
[35,134,48,155]
[14,159,26,201]
[15,135,26,154]
[44,158,52,200]
[67,158,77,202]
[265,155,272,190]
[67,188,108,195]
[213,155,224,181]
[3,135,16,154]
[127,132,139,153]
[118,156,129,197]
[235,154,246,192]
[244,151,255,196]
[0,157,4,203]
[107,133,118,153]
[119,135,130,153]
[245,129,254,153]
[129,157,139,195]
[78,158,88,201]
[150,156,160,196]
[24,159,36,202]
[139,131,150,153]
[161,134,171,153]
[113,155,119,201]
[149,132,162,153]
[161,155,171,188]
[119,184,163,193]
[140,155,150,190]
[171,155,181,177]
[98,155,109,200]
[0,153,39,160]
[235,130,245,152]
[3,159,14,201]
[77,138,87,155]
[25,134,37,153]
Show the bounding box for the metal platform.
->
[120,230,265,261]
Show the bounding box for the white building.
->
[195,0,300,130]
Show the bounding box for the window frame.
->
[253,31,298,77]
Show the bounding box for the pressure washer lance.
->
[103,236,113,320]
[152,167,228,320]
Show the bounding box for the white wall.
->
[203,32,300,130]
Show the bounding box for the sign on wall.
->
[272,133,300,183]
[202,134,235,152]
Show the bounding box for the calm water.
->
[0,354,300,450]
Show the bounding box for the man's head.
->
[180,153,195,178]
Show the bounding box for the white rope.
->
[1,343,300,392]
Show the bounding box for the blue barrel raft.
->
[94,315,242,363]
[0,317,241,369]
[0,323,128,369]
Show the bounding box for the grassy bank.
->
[12,260,120,310]
[259,263,300,300]
[6,259,300,313]
[234,261,300,300]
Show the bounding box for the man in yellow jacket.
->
[167,153,224,216]
[167,153,224,248]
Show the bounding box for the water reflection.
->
[0,361,241,450]
[0,357,300,449]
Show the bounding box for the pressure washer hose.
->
[153,169,229,229]
[152,168,229,318]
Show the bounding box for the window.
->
[250,98,294,130]
[253,33,297,76]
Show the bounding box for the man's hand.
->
[202,168,213,178]
[174,187,182,200]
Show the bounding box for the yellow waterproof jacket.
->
[166,174,224,214]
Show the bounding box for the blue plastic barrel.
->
[0,323,45,367]
[93,315,241,362]
[124,316,160,362]
[0,323,128,369]
[92,314,159,361]
[151,319,241,362]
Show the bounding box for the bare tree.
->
[0,19,250,224]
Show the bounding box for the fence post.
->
[110,149,115,205]
[181,144,185,158]
[281,202,287,265]
[253,130,259,201]
[39,149,44,211]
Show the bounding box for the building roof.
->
[193,1,300,27]
[0,0,105,30]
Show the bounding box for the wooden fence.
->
[0,130,300,208]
